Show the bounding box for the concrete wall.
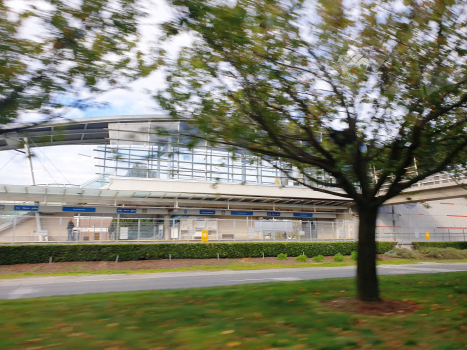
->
[377,197,467,240]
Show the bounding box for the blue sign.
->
[200,210,215,215]
[62,207,96,213]
[267,212,281,217]
[293,213,313,218]
[14,205,38,211]
[231,211,254,216]
[117,208,137,213]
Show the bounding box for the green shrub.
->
[419,247,467,259]
[313,255,324,262]
[350,251,358,261]
[386,248,419,259]
[277,253,287,260]
[295,254,307,262]
[333,253,344,262]
[0,242,395,265]
[413,242,467,250]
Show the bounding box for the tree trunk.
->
[356,203,381,302]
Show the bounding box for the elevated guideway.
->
[0,115,171,149]
[384,174,467,205]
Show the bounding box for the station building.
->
[0,115,355,243]
[0,115,465,243]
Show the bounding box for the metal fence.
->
[376,226,467,243]
[0,215,465,244]
[0,216,356,243]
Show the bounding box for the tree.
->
[156,0,467,301]
[0,0,157,130]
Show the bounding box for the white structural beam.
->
[106,177,350,203]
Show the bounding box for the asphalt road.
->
[1,262,466,300]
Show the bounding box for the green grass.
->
[0,272,466,349]
[377,258,467,265]
[0,258,466,279]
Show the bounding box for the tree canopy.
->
[157,0,467,301]
[0,0,156,127]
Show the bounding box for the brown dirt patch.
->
[0,256,340,275]
[322,297,420,316]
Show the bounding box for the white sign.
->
[158,224,164,238]
[415,229,419,238]
[206,220,218,230]
[195,220,206,230]
[38,230,48,242]
[248,227,255,238]
[299,230,305,236]
[180,220,193,231]
[120,227,129,239]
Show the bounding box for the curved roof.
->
[0,114,172,150]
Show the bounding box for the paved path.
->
[0,262,466,300]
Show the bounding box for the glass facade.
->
[96,144,287,185]
[95,121,337,187]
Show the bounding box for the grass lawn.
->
[0,272,466,349]
[1,258,466,279]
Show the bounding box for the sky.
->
[0,145,97,186]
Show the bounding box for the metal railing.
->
[379,172,467,192]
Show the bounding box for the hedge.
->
[0,242,396,265]
[412,242,467,250]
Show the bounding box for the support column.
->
[116,214,120,242]
[100,217,103,242]
[164,214,170,240]
[59,217,62,241]
[11,217,17,244]
[24,137,35,186]
[137,218,141,242]
[24,137,42,232]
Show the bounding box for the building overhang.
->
[0,177,352,212]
